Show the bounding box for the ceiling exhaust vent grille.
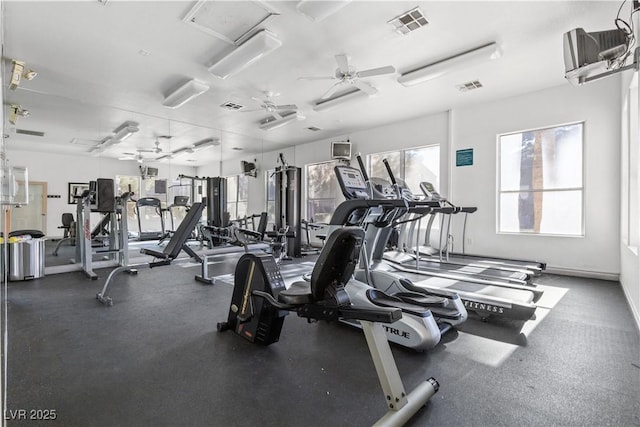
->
[221,101,245,111]
[306,126,321,132]
[457,80,483,92]
[16,129,45,137]
[388,7,428,35]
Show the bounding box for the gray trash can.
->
[8,237,45,281]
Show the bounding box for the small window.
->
[497,123,584,236]
[266,169,276,223]
[367,145,440,196]
[226,174,248,220]
[306,160,339,223]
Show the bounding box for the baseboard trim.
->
[544,267,620,282]
[619,280,640,333]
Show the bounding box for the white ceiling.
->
[1,0,622,166]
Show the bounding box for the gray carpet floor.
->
[4,254,639,427]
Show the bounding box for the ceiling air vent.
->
[388,7,428,35]
[456,80,483,92]
[221,101,245,111]
[15,129,45,137]
[307,126,321,132]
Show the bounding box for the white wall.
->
[620,70,640,328]
[5,149,196,237]
[223,112,450,221]
[213,81,623,277]
[450,77,622,276]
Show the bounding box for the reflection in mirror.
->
[1,87,248,272]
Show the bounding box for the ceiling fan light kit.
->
[162,79,210,108]
[300,53,394,102]
[208,29,282,79]
[398,42,502,87]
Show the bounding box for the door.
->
[10,181,47,233]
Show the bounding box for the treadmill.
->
[362,170,539,290]
[417,181,546,275]
[333,161,542,321]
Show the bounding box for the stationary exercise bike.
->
[218,227,439,425]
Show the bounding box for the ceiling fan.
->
[299,54,395,99]
[119,136,172,162]
[118,150,150,163]
[242,91,298,119]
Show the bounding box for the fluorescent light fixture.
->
[112,121,139,143]
[398,42,502,87]
[296,0,351,22]
[312,89,369,112]
[90,137,113,155]
[192,138,219,150]
[208,29,282,79]
[163,79,210,108]
[259,112,305,131]
[160,138,219,160]
[171,147,196,158]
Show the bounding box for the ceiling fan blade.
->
[298,76,336,81]
[275,104,298,110]
[122,152,136,156]
[272,111,283,120]
[353,80,378,96]
[321,82,344,100]
[357,65,396,78]
[335,54,349,74]
[241,108,264,113]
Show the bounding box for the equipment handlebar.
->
[382,159,397,185]
[355,153,369,181]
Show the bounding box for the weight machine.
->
[273,153,301,258]
[71,179,132,279]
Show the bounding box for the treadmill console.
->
[335,165,370,200]
[420,182,442,201]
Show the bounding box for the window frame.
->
[305,159,341,223]
[226,173,249,220]
[366,144,441,196]
[496,121,585,237]
[265,169,276,224]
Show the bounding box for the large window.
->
[498,123,584,236]
[368,145,440,195]
[306,160,339,223]
[226,174,248,220]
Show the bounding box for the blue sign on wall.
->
[456,148,474,167]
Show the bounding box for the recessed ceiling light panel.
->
[183,0,279,44]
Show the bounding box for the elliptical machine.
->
[332,158,468,332]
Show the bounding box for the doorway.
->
[10,181,47,233]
